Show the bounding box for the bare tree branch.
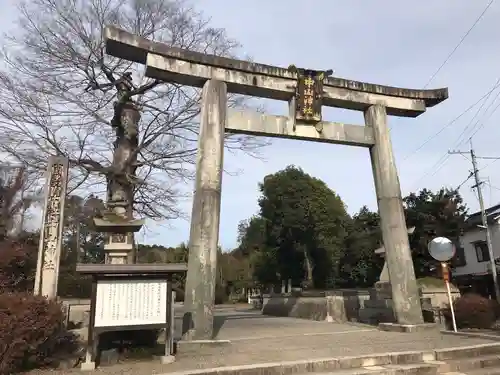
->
[0,0,270,221]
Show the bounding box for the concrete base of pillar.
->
[80,361,96,371]
[160,355,175,364]
[378,322,438,333]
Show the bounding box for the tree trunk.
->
[303,249,314,289]
[107,83,140,264]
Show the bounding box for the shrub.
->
[443,293,496,329]
[58,270,92,299]
[492,300,500,320]
[0,236,92,298]
[0,237,37,292]
[0,292,79,373]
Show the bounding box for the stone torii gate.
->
[104,26,448,339]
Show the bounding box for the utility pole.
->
[449,141,500,302]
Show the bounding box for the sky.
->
[2,1,500,250]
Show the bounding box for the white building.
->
[452,204,500,295]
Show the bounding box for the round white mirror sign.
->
[428,236,456,262]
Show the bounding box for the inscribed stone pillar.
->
[34,156,69,299]
[182,79,227,340]
[365,104,423,325]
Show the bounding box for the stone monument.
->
[373,227,416,299]
[34,156,69,299]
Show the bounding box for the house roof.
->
[465,203,500,227]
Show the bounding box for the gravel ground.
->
[27,313,499,375]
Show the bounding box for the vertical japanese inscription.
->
[41,160,68,270]
[294,69,325,123]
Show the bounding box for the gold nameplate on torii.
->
[288,66,333,124]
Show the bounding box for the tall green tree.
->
[341,206,383,288]
[237,216,279,287]
[237,216,267,256]
[56,195,106,298]
[258,165,349,289]
[137,242,188,294]
[403,188,467,277]
[62,195,106,265]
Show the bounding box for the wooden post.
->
[161,281,175,364]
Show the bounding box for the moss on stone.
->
[417,277,444,288]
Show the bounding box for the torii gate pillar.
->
[366,105,423,325]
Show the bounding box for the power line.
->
[487,177,494,206]
[406,1,497,183]
[485,181,500,192]
[403,79,500,163]
[448,141,500,302]
[456,172,474,191]
[480,158,500,172]
[467,93,500,141]
[408,80,500,188]
[455,80,500,146]
[423,0,495,88]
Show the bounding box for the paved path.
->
[30,307,500,375]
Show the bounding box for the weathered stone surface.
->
[262,292,373,323]
[183,79,227,340]
[261,292,447,326]
[103,19,450,347]
[379,322,438,333]
[66,304,90,328]
[226,109,374,147]
[104,26,448,114]
[366,104,423,325]
[34,156,69,299]
[176,339,231,354]
[24,308,500,375]
[262,296,328,320]
[435,343,500,360]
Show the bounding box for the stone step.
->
[435,345,500,361]
[303,363,438,375]
[436,354,500,372]
[441,368,500,375]
[169,345,500,375]
[170,351,435,375]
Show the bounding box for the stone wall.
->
[262,287,460,324]
[262,290,372,322]
[421,287,460,308]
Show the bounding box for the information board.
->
[94,279,168,327]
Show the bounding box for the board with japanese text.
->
[94,279,168,327]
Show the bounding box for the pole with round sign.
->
[428,236,457,332]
